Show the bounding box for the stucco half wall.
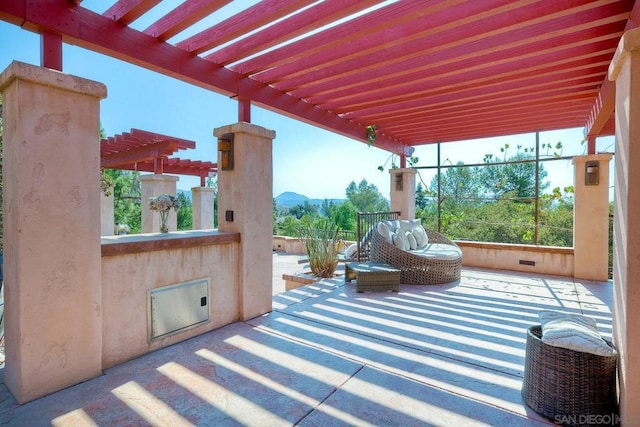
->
[101,231,241,368]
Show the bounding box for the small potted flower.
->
[149,194,181,233]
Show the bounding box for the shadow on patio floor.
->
[0,263,614,426]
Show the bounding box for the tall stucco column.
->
[0,61,106,403]
[192,186,215,229]
[572,154,613,281]
[389,168,417,219]
[214,123,275,320]
[609,27,640,425]
[140,174,179,233]
[100,185,115,236]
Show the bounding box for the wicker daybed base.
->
[521,325,618,422]
[369,225,462,285]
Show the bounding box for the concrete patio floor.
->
[0,253,614,426]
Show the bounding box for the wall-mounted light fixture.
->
[585,161,599,186]
[218,133,234,171]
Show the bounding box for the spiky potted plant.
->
[298,217,342,278]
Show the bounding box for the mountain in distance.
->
[275,191,344,208]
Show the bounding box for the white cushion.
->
[386,220,401,232]
[377,222,392,243]
[344,243,358,259]
[396,230,410,250]
[539,310,616,357]
[410,243,461,261]
[406,231,418,250]
[399,219,422,232]
[412,226,429,247]
[391,233,407,250]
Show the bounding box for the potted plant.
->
[298,217,342,278]
[149,194,181,233]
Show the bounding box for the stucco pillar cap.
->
[572,153,613,165]
[213,122,275,139]
[139,174,179,182]
[0,61,107,99]
[609,27,640,82]
[388,168,417,175]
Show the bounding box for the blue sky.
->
[0,13,615,201]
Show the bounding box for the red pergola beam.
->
[1,0,408,155]
[274,4,629,93]
[143,0,232,40]
[103,0,161,26]
[205,0,383,66]
[584,0,640,139]
[175,0,316,55]
[101,140,180,168]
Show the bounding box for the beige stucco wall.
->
[0,61,106,403]
[192,186,215,230]
[390,168,416,219]
[573,154,612,281]
[100,188,115,235]
[215,123,275,321]
[458,241,574,277]
[101,232,240,368]
[140,174,179,233]
[609,26,640,425]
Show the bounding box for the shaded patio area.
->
[0,256,613,426]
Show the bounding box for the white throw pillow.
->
[391,233,407,250]
[345,243,358,259]
[412,226,429,248]
[539,310,616,357]
[399,219,422,232]
[397,230,410,250]
[406,231,418,250]
[377,222,392,243]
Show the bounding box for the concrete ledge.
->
[283,273,318,291]
[102,230,240,256]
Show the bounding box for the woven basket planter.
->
[522,325,618,423]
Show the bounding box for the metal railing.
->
[356,211,400,261]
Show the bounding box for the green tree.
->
[289,201,318,219]
[331,201,357,232]
[415,182,428,210]
[320,198,335,217]
[105,169,142,233]
[346,179,389,212]
[176,192,192,230]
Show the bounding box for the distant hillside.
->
[275,191,344,208]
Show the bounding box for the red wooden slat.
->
[144,0,232,40]
[272,2,629,93]
[103,0,161,25]
[176,0,316,55]
[233,0,458,75]
[205,0,384,66]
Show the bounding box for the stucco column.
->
[0,61,106,403]
[572,154,612,281]
[609,27,640,425]
[140,174,179,233]
[192,186,215,230]
[389,168,417,219]
[100,184,115,236]
[214,123,275,320]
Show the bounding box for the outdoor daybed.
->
[370,219,462,284]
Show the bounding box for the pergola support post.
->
[100,184,115,236]
[191,186,215,230]
[140,174,179,233]
[572,154,613,280]
[0,61,106,403]
[215,122,275,320]
[609,26,640,425]
[389,168,417,220]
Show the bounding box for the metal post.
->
[437,142,442,232]
[534,132,540,244]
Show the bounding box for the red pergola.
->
[1,1,638,155]
[101,128,217,186]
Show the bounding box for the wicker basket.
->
[369,225,462,285]
[522,326,618,423]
